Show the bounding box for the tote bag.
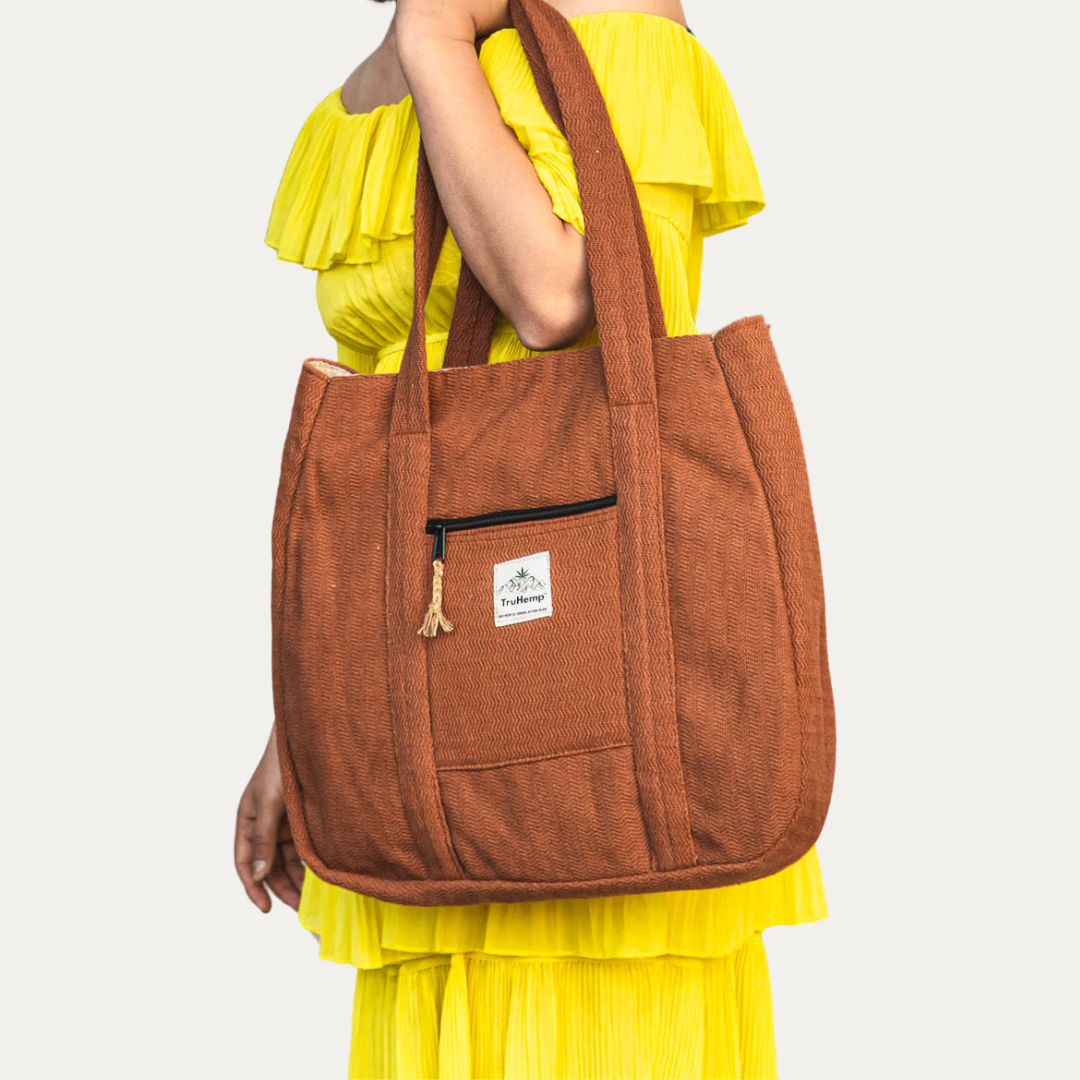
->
[271,0,836,905]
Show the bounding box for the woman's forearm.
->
[395,10,595,352]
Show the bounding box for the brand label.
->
[493,550,552,626]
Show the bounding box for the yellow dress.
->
[266,13,827,1079]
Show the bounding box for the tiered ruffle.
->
[299,845,826,971]
[265,12,765,272]
[264,91,418,270]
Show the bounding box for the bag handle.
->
[402,147,500,373]
[392,0,669,426]
[386,0,694,876]
[441,255,499,368]
[436,7,670,369]
[508,0,667,344]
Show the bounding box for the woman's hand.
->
[235,723,305,913]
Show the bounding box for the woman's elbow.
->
[511,287,595,353]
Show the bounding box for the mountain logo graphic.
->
[497,566,549,596]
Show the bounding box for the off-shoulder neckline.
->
[337,10,695,120]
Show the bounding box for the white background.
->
[3,1,1077,1076]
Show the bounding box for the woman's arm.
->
[395,0,687,351]
[395,1,592,352]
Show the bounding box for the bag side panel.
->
[654,335,802,863]
[272,364,328,863]
[275,372,428,880]
[712,317,836,862]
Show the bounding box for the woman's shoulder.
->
[265,10,764,271]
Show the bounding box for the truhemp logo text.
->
[493,550,553,626]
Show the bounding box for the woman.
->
[237,1,828,1075]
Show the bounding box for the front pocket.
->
[423,496,630,771]
[438,744,651,882]
[421,494,617,636]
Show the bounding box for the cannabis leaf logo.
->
[497,562,549,597]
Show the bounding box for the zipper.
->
[425,493,617,562]
[417,493,617,638]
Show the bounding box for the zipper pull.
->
[418,525,454,638]
[431,523,447,563]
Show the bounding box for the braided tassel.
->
[418,558,454,637]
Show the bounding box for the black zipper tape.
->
[425,494,616,562]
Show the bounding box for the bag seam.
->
[436,741,631,773]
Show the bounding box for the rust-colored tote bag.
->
[271,0,836,905]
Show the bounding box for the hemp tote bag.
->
[270,0,836,905]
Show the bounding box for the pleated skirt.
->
[349,936,777,1080]
[299,845,827,1079]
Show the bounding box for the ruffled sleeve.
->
[265,13,764,276]
[265,89,419,270]
[477,12,765,239]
